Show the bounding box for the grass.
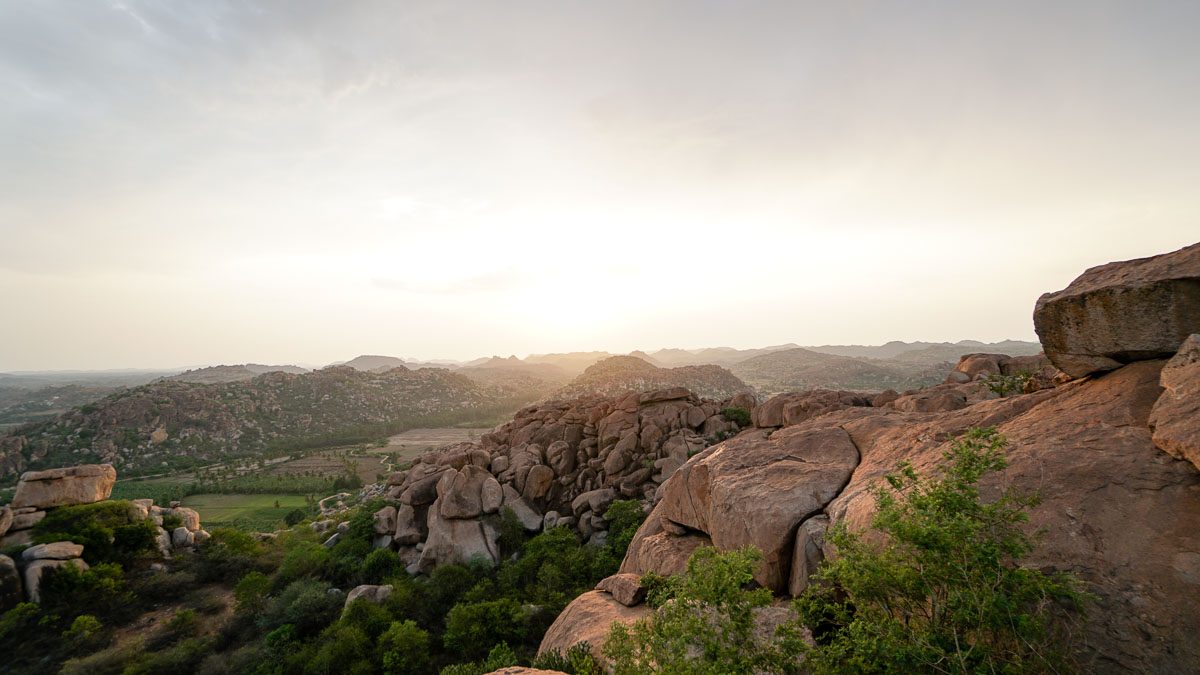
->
[181,493,310,525]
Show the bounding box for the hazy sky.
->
[1,1,1197,370]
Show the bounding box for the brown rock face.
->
[595,573,648,607]
[1034,242,1200,377]
[653,426,859,591]
[537,590,650,660]
[11,464,116,509]
[1149,334,1200,471]
[619,515,712,578]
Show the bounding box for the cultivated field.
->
[368,427,482,465]
[182,493,310,524]
[263,449,387,484]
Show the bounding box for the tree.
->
[604,546,798,674]
[378,620,430,675]
[796,427,1090,674]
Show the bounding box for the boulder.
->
[620,515,712,578]
[524,465,554,500]
[1034,242,1200,377]
[1149,334,1200,471]
[538,590,651,661]
[22,542,84,561]
[24,558,88,603]
[130,499,154,521]
[393,504,423,545]
[9,510,43,531]
[0,507,11,538]
[10,464,116,509]
[651,426,859,591]
[192,530,211,546]
[481,476,504,514]
[787,515,829,595]
[0,555,20,613]
[373,506,397,534]
[172,527,194,548]
[571,488,616,517]
[595,573,647,607]
[418,501,500,571]
[953,353,1006,380]
[438,465,493,520]
[0,529,33,549]
[484,669,568,675]
[169,507,201,532]
[343,584,393,612]
[501,485,544,531]
[728,392,757,411]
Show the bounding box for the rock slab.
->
[11,464,116,510]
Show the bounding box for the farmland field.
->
[368,427,482,465]
[182,493,310,525]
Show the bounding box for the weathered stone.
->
[373,506,397,534]
[393,504,423,545]
[0,555,20,613]
[172,527,194,548]
[595,573,647,607]
[1034,242,1200,377]
[169,507,201,532]
[438,465,493,520]
[523,464,554,501]
[25,558,88,603]
[11,464,116,509]
[538,590,650,661]
[620,515,712,578]
[343,583,393,613]
[1149,334,1200,471]
[22,542,84,561]
[571,488,616,517]
[0,529,33,549]
[501,484,544,531]
[0,507,11,538]
[651,426,859,591]
[192,530,211,546]
[418,503,499,572]
[788,515,829,595]
[10,510,44,531]
[481,476,504,513]
[545,441,576,475]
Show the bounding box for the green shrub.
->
[379,619,431,675]
[440,641,519,675]
[234,571,271,613]
[59,638,145,675]
[62,614,103,641]
[359,548,403,585]
[603,500,647,555]
[721,406,752,427]
[32,500,156,565]
[604,546,797,674]
[532,642,603,674]
[796,427,1090,674]
[258,578,342,638]
[161,513,185,530]
[979,371,1032,397]
[443,599,527,661]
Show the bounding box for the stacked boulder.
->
[372,388,758,571]
[0,463,209,611]
[549,241,1200,673]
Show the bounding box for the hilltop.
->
[554,355,753,401]
[730,347,949,395]
[162,363,309,384]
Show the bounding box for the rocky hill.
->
[553,356,753,401]
[730,347,948,395]
[162,363,309,384]
[0,365,541,484]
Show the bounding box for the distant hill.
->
[730,347,949,396]
[339,355,411,372]
[523,351,613,377]
[554,355,753,400]
[805,340,1041,363]
[163,364,309,384]
[0,365,541,482]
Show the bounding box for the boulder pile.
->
[0,463,208,611]
[545,241,1200,673]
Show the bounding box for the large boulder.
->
[816,360,1200,672]
[418,500,500,572]
[650,426,859,591]
[343,584,393,613]
[1034,242,1200,378]
[595,573,647,607]
[0,507,11,538]
[22,542,84,561]
[0,554,21,613]
[438,465,493,520]
[24,558,88,603]
[1149,334,1200,471]
[619,515,712,579]
[10,464,116,509]
[538,590,650,661]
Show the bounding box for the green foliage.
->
[979,371,1033,397]
[360,548,403,585]
[32,500,156,565]
[604,546,798,674]
[796,427,1090,674]
[187,526,270,583]
[285,508,308,526]
[495,506,526,558]
[604,499,647,555]
[0,602,41,641]
[62,613,103,641]
[379,619,431,675]
[531,642,603,674]
[234,571,272,613]
[439,641,519,675]
[443,598,528,660]
[41,561,129,613]
[161,513,185,530]
[721,406,752,427]
[348,498,387,542]
[258,578,343,638]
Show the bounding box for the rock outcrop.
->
[537,590,650,660]
[1035,241,1200,377]
[591,243,1200,672]
[0,555,21,613]
[10,464,116,509]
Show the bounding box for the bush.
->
[603,500,647,556]
[439,642,519,675]
[443,599,527,661]
[258,578,343,638]
[532,642,603,674]
[379,620,431,675]
[32,500,157,565]
[796,427,1091,674]
[721,406,752,427]
[979,371,1032,397]
[604,546,797,674]
[360,548,403,585]
[234,571,271,613]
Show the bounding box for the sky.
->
[1,1,1198,371]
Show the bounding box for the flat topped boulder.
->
[1034,241,1200,377]
[22,542,84,561]
[11,464,116,509]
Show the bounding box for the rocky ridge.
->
[538,242,1200,672]
[553,355,753,401]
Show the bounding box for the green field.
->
[181,493,310,525]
